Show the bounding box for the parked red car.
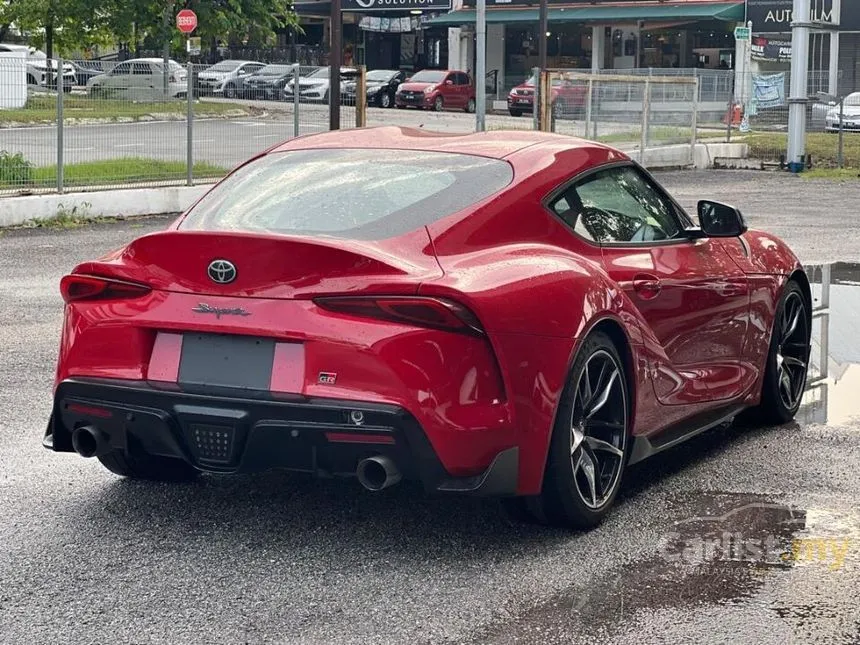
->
[46,128,811,530]
[508,73,587,117]
[395,69,475,112]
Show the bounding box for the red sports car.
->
[45,128,812,529]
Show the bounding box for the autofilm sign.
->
[751,36,791,62]
[746,0,858,31]
[342,0,452,10]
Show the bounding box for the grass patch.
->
[0,94,247,125]
[738,131,860,169]
[798,167,860,180]
[1,157,227,190]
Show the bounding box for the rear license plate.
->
[179,333,275,390]
[517,99,530,104]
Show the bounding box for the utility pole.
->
[162,2,171,99]
[475,0,486,131]
[329,0,342,130]
[538,0,547,71]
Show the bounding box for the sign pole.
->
[538,0,547,71]
[475,0,486,131]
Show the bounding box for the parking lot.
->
[1,170,858,644]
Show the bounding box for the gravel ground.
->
[0,170,858,644]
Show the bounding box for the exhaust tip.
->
[71,426,106,458]
[357,455,402,491]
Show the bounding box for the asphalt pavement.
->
[1,171,859,644]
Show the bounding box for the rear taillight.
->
[314,296,485,335]
[60,274,151,304]
[169,74,177,83]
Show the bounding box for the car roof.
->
[272,126,618,162]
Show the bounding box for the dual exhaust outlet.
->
[72,425,402,491]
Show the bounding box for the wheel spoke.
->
[783,356,806,370]
[576,448,598,506]
[578,361,592,409]
[585,435,624,459]
[586,368,618,419]
[783,304,801,340]
[779,369,793,404]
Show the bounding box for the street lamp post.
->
[330,0,342,130]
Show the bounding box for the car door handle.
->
[632,274,662,299]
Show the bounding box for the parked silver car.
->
[197,59,265,97]
[824,92,860,132]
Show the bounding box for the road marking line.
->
[115,143,144,148]
[253,134,282,138]
[65,147,95,152]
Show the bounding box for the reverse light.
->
[314,296,485,335]
[60,274,151,304]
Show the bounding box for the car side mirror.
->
[445,79,453,85]
[697,200,748,237]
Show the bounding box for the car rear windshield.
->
[180,149,513,240]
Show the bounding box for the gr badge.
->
[318,372,337,385]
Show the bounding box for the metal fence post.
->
[691,77,699,165]
[356,65,367,128]
[640,78,650,165]
[585,77,594,140]
[837,97,844,168]
[726,72,735,143]
[531,66,540,131]
[293,65,300,138]
[187,62,193,186]
[56,57,64,194]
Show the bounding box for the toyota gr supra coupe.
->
[45,127,812,529]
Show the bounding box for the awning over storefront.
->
[424,1,744,26]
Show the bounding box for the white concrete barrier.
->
[0,184,210,227]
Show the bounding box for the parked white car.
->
[284,66,356,102]
[87,58,188,100]
[825,92,860,132]
[197,59,265,97]
[0,43,75,89]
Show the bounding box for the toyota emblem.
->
[207,259,237,284]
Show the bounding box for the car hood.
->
[830,105,860,118]
[247,75,281,83]
[398,81,437,92]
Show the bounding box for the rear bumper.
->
[46,378,518,495]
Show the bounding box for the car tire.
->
[380,92,392,108]
[465,97,476,113]
[396,104,406,109]
[224,83,236,99]
[433,96,444,112]
[741,281,811,425]
[26,74,38,86]
[505,331,630,530]
[553,100,565,118]
[99,447,199,483]
[508,109,523,117]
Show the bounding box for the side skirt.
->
[628,404,747,465]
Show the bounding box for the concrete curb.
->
[0,185,209,227]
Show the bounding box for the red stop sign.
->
[176,9,197,34]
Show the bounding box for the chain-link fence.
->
[0,58,365,197]
[724,70,857,171]
[535,70,700,166]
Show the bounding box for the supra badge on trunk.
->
[192,303,251,318]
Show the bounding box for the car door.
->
[551,163,752,406]
[131,61,155,95]
[440,72,459,107]
[455,72,471,107]
[104,62,131,91]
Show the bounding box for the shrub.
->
[0,150,34,186]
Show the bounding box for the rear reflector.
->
[325,432,396,445]
[313,296,484,335]
[60,274,151,304]
[66,403,113,419]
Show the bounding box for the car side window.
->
[553,166,682,244]
[112,63,131,76]
[132,63,151,75]
[456,73,470,86]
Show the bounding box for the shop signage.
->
[734,26,751,40]
[746,0,857,32]
[343,0,451,10]
[751,36,791,62]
